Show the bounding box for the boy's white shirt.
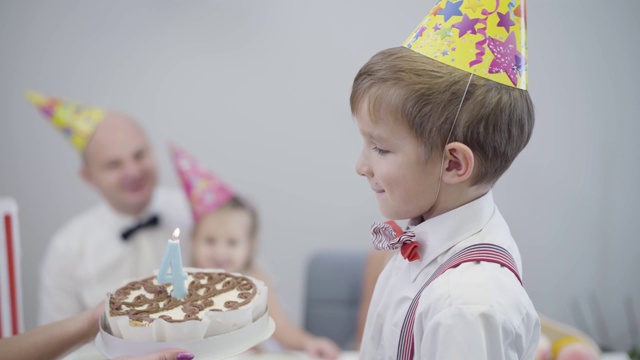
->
[360,191,540,360]
[38,187,193,326]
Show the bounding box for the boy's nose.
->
[355,150,371,178]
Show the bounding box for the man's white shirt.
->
[38,187,192,325]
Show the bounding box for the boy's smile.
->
[354,103,442,220]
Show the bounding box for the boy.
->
[353,0,540,359]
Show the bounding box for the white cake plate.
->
[95,311,275,360]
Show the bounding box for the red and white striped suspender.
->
[396,243,523,360]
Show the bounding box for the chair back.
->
[304,250,367,349]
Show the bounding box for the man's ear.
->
[441,142,475,185]
[80,163,93,186]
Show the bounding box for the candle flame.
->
[173,228,180,239]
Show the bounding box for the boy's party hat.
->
[403,0,527,89]
[171,144,236,222]
[25,91,107,152]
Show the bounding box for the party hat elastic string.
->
[428,73,474,218]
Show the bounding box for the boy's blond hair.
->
[350,47,534,186]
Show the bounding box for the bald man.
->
[38,113,192,325]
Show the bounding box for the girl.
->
[171,145,340,360]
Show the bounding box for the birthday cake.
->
[105,268,268,342]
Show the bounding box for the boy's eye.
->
[373,146,390,155]
[227,238,238,248]
[205,237,216,245]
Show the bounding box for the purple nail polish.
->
[176,352,194,360]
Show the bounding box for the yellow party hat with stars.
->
[403,0,527,89]
[25,91,107,152]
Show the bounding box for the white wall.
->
[0,0,638,351]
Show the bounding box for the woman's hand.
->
[114,350,194,360]
[303,336,341,360]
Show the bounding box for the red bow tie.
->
[370,220,421,262]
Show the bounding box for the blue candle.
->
[157,228,188,300]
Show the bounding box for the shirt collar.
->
[107,189,160,230]
[406,190,496,281]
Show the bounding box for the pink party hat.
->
[171,144,236,222]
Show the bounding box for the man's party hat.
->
[25,91,107,152]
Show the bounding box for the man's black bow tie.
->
[121,214,160,241]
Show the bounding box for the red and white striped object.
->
[0,197,23,338]
[397,243,522,359]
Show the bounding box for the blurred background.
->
[0,0,638,352]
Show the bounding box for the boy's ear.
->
[441,142,474,184]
